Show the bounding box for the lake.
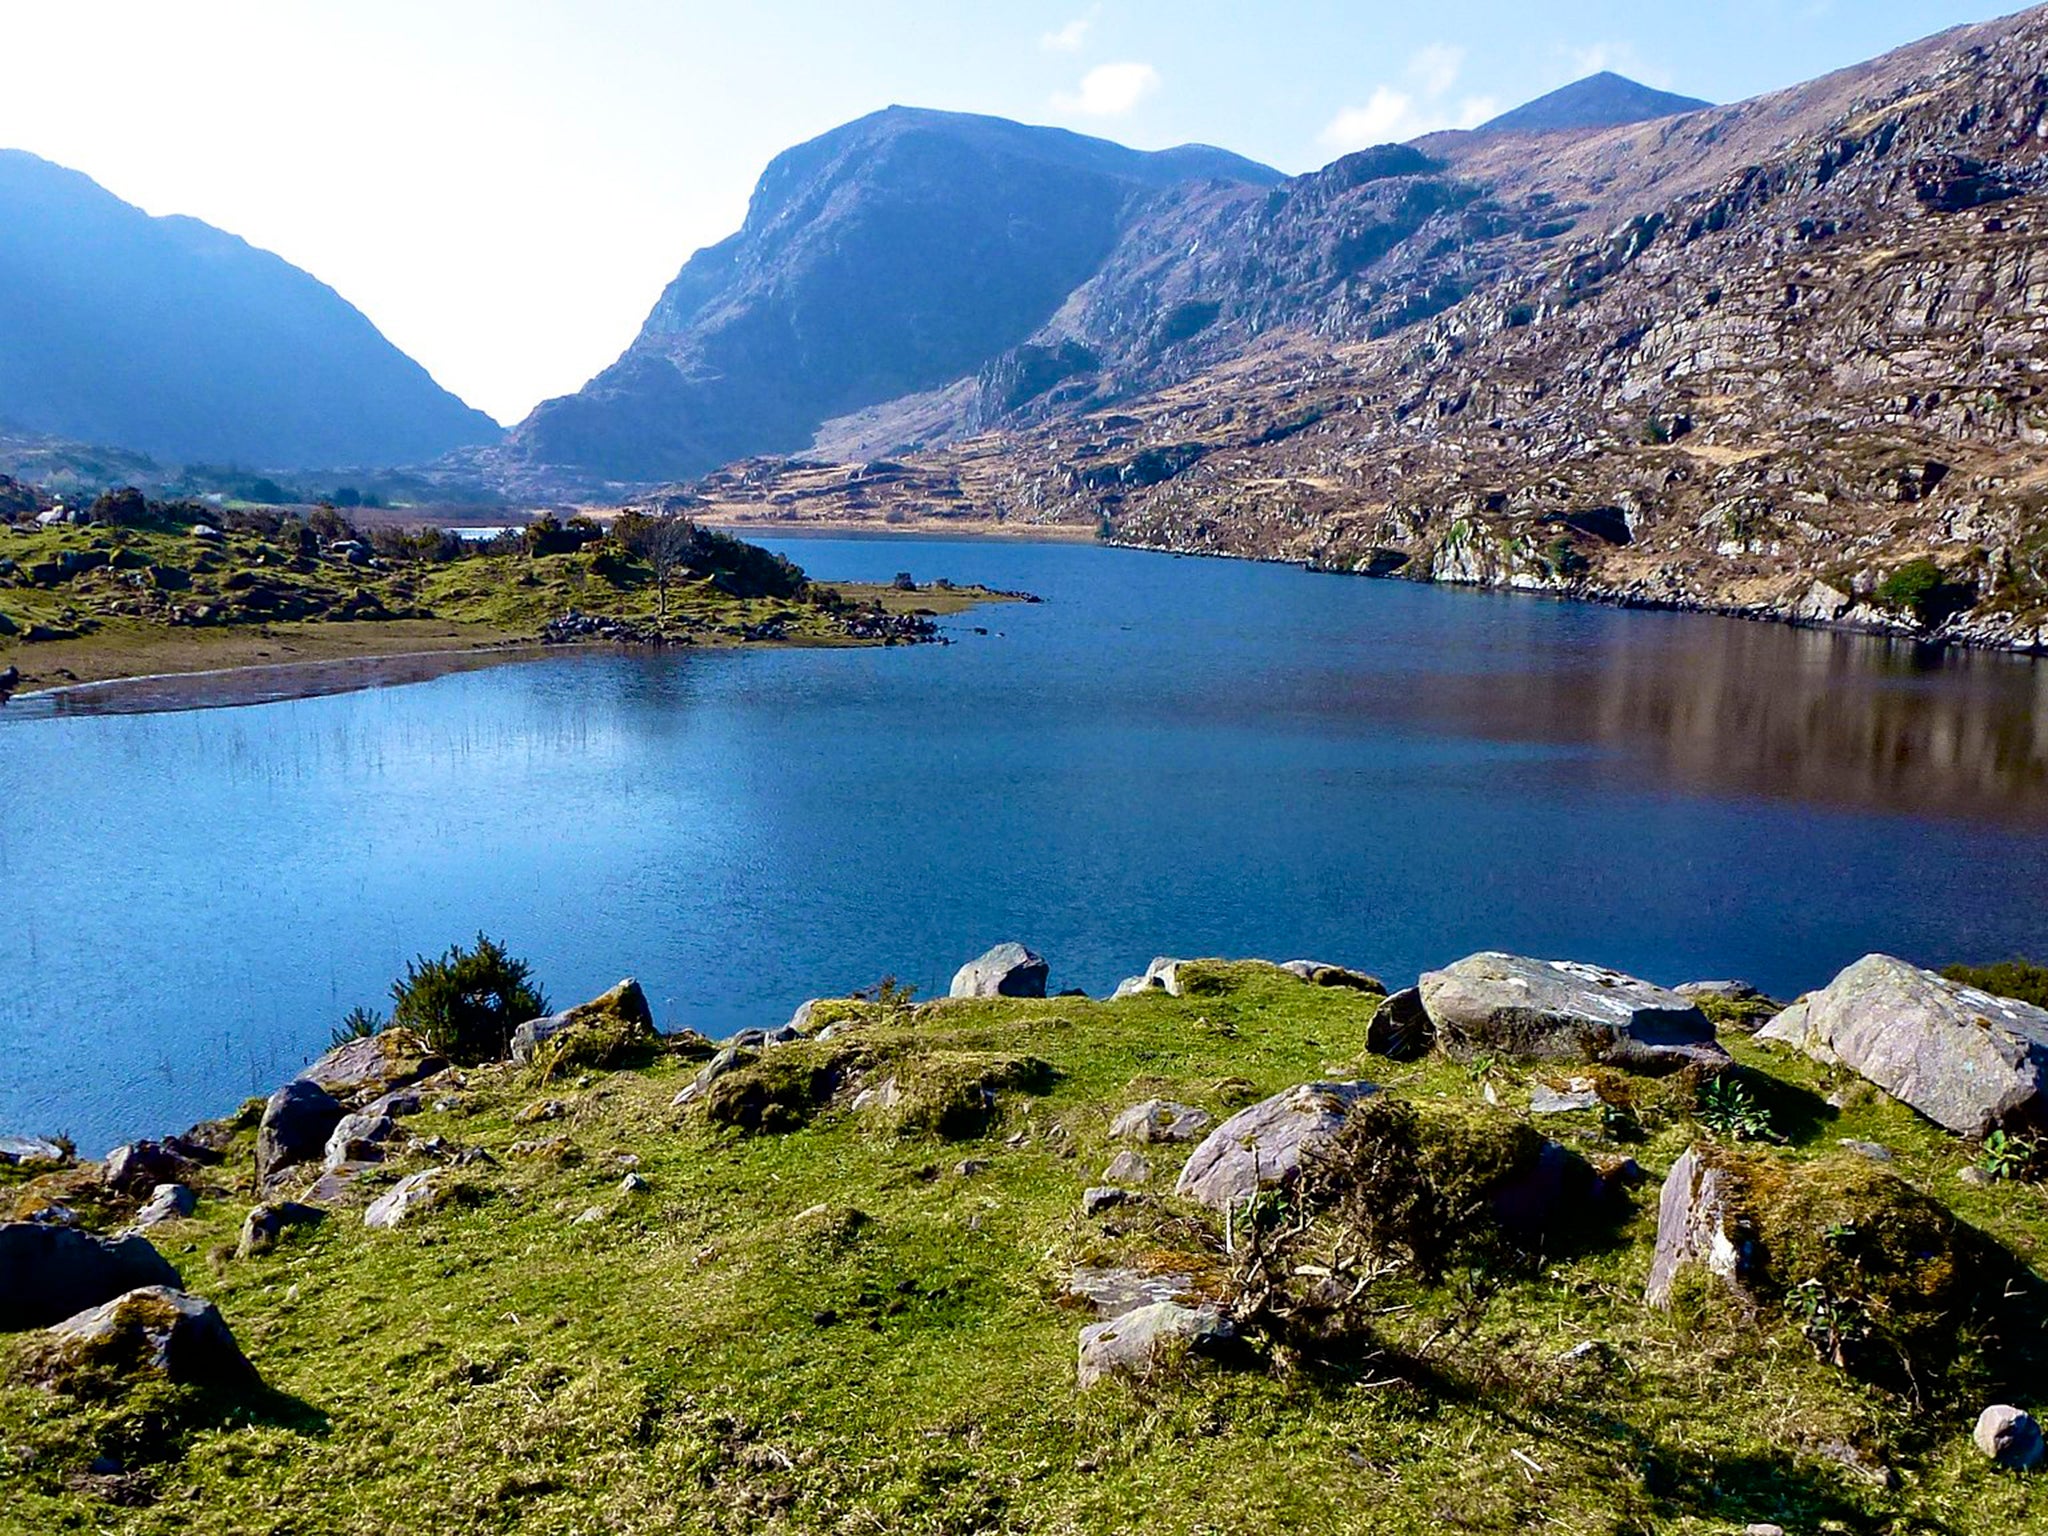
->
[4,536,2047,1154]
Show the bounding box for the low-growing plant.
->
[388,933,548,1064]
[1978,1129,2047,1183]
[1942,956,2048,1008]
[1695,1073,1776,1142]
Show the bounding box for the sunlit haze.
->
[0,0,2016,425]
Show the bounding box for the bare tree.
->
[625,515,700,622]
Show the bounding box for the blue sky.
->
[0,1,2018,423]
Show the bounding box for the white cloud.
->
[1040,11,1095,53]
[1053,61,1160,117]
[1318,46,1497,153]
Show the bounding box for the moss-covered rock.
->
[858,1051,1054,1139]
[700,1044,854,1134]
[512,980,658,1077]
[18,1287,253,1396]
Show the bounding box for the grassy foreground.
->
[3,964,2045,1534]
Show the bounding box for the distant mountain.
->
[505,107,1281,482]
[1473,72,1711,136]
[0,151,500,470]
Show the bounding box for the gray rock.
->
[949,943,1049,1000]
[363,1088,423,1119]
[510,979,654,1064]
[102,1140,192,1194]
[1112,957,1184,1000]
[1064,1266,1193,1318]
[619,1172,650,1195]
[0,1223,182,1330]
[672,1045,753,1107]
[1645,1147,1756,1307]
[1102,1150,1152,1184]
[32,1287,254,1388]
[0,1135,68,1168]
[1108,1099,1213,1144]
[131,1184,196,1229]
[1837,1138,1894,1162]
[1959,1164,1996,1186]
[788,999,824,1033]
[1756,954,2048,1137]
[322,1112,397,1171]
[364,1167,451,1230]
[1973,1404,2045,1470]
[954,1158,992,1178]
[1082,1186,1131,1216]
[850,1076,903,1114]
[303,1164,378,1205]
[301,1027,442,1100]
[256,1079,345,1185]
[1366,986,1434,1061]
[237,1201,323,1258]
[1077,1301,1233,1388]
[1529,1077,1604,1114]
[1419,953,1727,1073]
[1280,960,1384,992]
[1174,1081,1377,1211]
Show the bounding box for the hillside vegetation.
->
[3,959,2044,1533]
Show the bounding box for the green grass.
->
[3,965,2044,1533]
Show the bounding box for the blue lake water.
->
[4,536,2047,1153]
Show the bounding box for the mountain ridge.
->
[0,150,500,471]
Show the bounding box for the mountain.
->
[677,6,2048,653]
[504,108,1281,483]
[0,151,500,470]
[1471,72,1710,136]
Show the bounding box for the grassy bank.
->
[0,503,1020,697]
[3,964,2042,1533]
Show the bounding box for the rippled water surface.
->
[5,537,2046,1152]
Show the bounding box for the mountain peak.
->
[1476,72,1712,137]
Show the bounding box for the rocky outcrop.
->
[1108,1100,1213,1144]
[255,1079,345,1185]
[1645,1147,1756,1308]
[1175,1081,1377,1210]
[0,1223,182,1330]
[949,943,1048,1000]
[129,1183,196,1230]
[1758,954,2048,1136]
[21,1287,254,1391]
[364,1167,453,1230]
[1366,987,1433,1061]
[1112,957,1185,999]
[237,1202,323,1258]
[510,979,657,1067]
[1278,960,1384,991]
[1418,953,1727,1073]
[302,1028,444,1105]
[1076,1301,1234,1389]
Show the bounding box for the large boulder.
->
[301,1026,444,1102]
[1366,987,1434,1061]
[0,1223,182,1330]
[510,979,656,1066]
[0,1135,69,1168]
[949,943,1049,1000]
[1175,1081,1377,1210]
[1418,953,1727,1073]
[1076,1300,1234,1388]
[102,1139,196,1194]
[1757,954,2048,1136]
[256,1079,345,1185]
[322,1112,398,1171]
[21,1287,254,1390]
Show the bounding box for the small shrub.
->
[1874,557,1973,627]
[388,933,548,1064]
[1977,1129,2047,1183]
[329,1005,386,1050]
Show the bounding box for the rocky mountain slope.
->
[686,7,2048,653]
[1468,71,1710,136]
[0,151,500,470]
[502,109,1280,484]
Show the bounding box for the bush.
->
[388,934,548,1064]
[1875,558,1973,627]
